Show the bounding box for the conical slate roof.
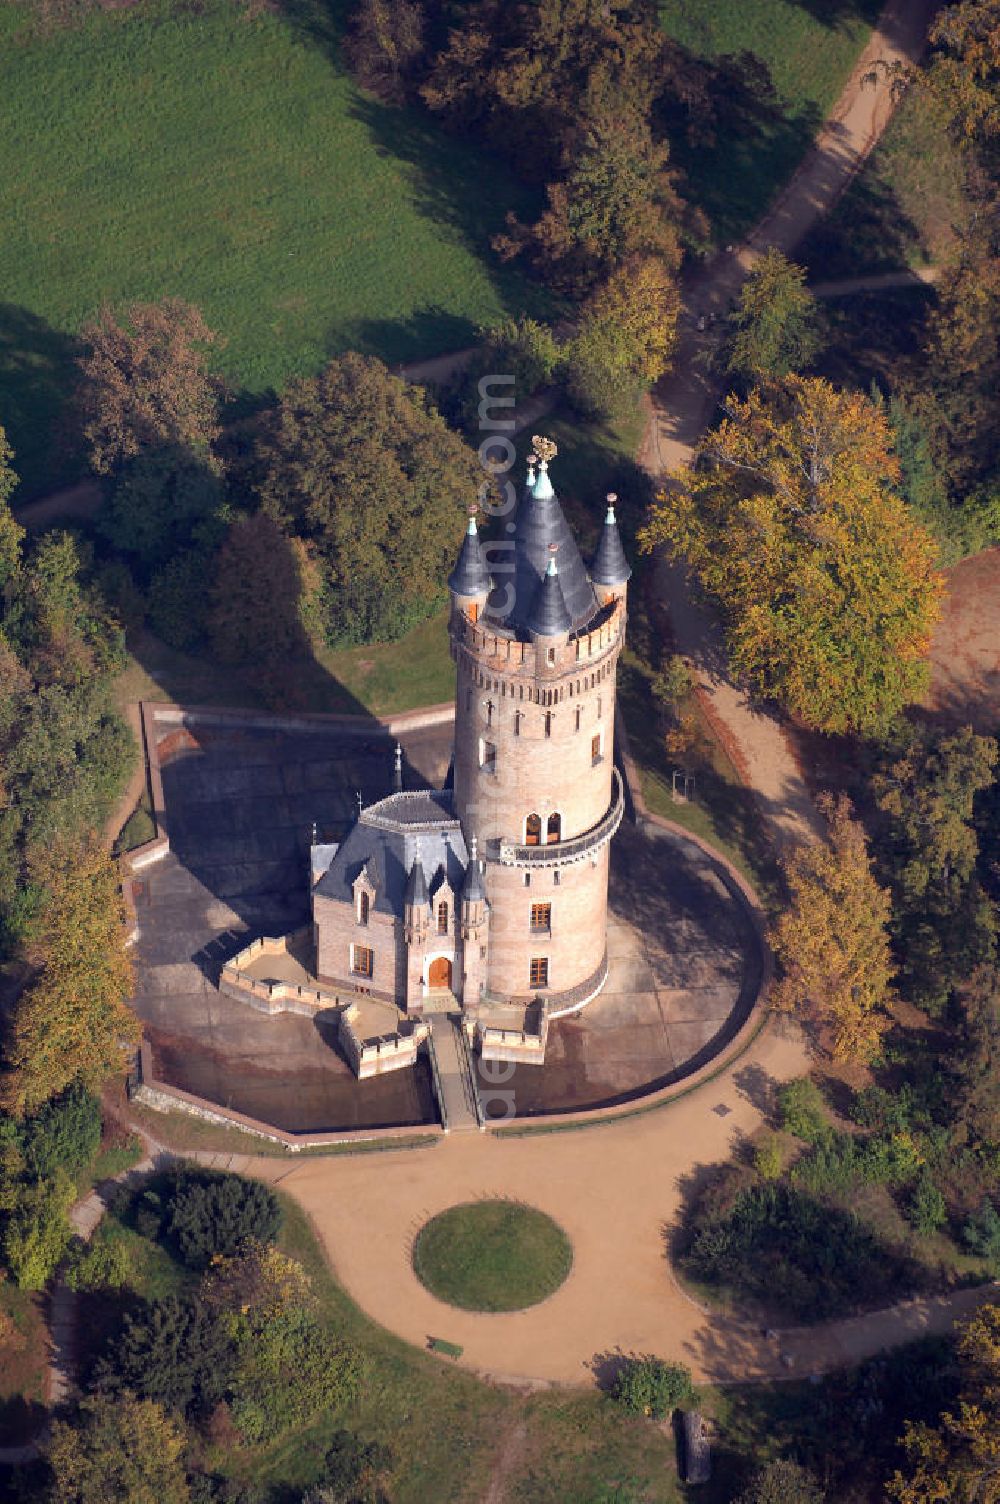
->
[487,458,597,635]
[448,516,492,597]
[526,556,572,637]
[462,839,486,902]
[404,855,430,911]
[591,497,632,588]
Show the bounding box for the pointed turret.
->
[461,834,487,904]
[486,437,597,635]
[448,514,492,602]
[592,492,631,608]
[404,854,429,911]
[527,552,572,639]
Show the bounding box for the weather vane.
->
[532,435,558,465]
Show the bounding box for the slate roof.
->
[448,516,493,597]
[312,790,469,919]
[486,461,597,636]
[526,559,572,637]
[591,501,632,588]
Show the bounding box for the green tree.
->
[727,249,823,381]
[344,0,425,104]
[611,1356,692,1418]
[771,796,895,1063]
[206,514,321,672]
[19,1082,101,1180]
[777,1078,829,1144]
[737,1459,825,1504]
[638,377,944,735]
[100,445,225,574]
[1,1169,74,1287]
[164,1170,281,1269]
[2,837,139,1117]
[93,1294,236,1416]
[76,299,222,477]
[253,353,475,643]
[45,1392,190,1504]
[872,723,998,1014]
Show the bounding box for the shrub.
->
[164,1171,281,1269]
[312,1429,395,1503]
[754,1135,786,1181]
[611,1355,692,1419]
[651,654,693,709]
[92,1293,236,1416]
[65,1232,133,1292]
[908,1171,948,1237]
[2,1171,75,1288]
[19,1082,101,1180]
[850,1083,919,1134]
[962,1199,1000,1273]
[147,548,211,651]
[229,1305,361,1443]
[777,1078,829,1144]
[737,1459,825,1504]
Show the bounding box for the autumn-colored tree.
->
[872,723,998,1013]
[2,837,138,1117]
[770,794,895,1063]
[927,0,1000,144]
[727,249,823,381]
[496,117,683,295]
[45,1392,190,1504]
[638,377,944,735]
[344,0,425,103]
[253,353,476,642]
[889,1302,1000,1503]
[75,299,223,476]
[584,255,681,382]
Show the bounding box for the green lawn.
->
[0,0,545,497]
[798,87,971,279]
[412,1199,573,1313]
[659,0,883,243]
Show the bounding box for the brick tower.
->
[448,437,630,1011]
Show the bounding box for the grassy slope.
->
[0,0,544,496]
[659,0,883,242]
[799,88,971,279]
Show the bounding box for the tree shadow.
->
[798,170,922,281]
[732,1063,779,1124]
[0,302,83,501]
[338,306,482,368]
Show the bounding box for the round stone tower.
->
[448,438,630,1010]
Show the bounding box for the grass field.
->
[658,0,883,243]
[412,1199,573,1313]
[799,88,970,280]
[0,0,545,497]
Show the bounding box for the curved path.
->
[641,0,941,854]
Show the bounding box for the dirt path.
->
[810,265,941,297]
[642,0,940,854]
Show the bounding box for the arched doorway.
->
[427,956,452,989]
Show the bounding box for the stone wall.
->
[338,1005,430,1079]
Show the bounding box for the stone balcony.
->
[495,768,624,869]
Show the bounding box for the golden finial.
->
[532,435,558,465]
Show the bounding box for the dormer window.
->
[358,890,370,926]
[437,901,449,935]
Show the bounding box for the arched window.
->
[525,813,542,847]
[547,813,561,844]
[437,901,449,935]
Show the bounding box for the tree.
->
[889,1303,1000,1503]
[2,837,138,1116]
[611,1356,692,1418]
[45,1392,190,1504]
[76,299,222,476]
[253,354,476,642]
[737,1459,825,1504]
[206,514,321,670]
[584,256,681,382]
[19,1082,102,1179]
[100,445,225,574]
[344,0,425,104]
[638,377,944,735]
[771,795,895,1063]
[307,1429,395,1504]
[727,249,823,381]
[496,117,683,296]
[872,723,998,1014]
[927,0,1000,145]
[164,1170,281,1268]
[948,965,1000,1146]
[1,1169,74,1287]
[92,1294,236,1417]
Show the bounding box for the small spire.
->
[605,491,618,525]
[393,743,403,793]
[592,493,632,589]
[470,833,478,863]
[546,543,559,577]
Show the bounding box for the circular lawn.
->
[412,1199,573,1312]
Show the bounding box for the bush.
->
[754,1135,786,1181]
[147,548,212,651]
[65,1232,133,1292]
[2,1171,75,1288]
[908,1171,947,1237]
[962,1199,1000,1273]
[311,1429,395,1503]
[777,1078,829,1144]
[92,1293,236,1417]
[611,1355,692,1419]
[19,1082,102,1180]
[229,1305,360,1443]
[737,1459,825,1504]
[563,318,646,421]
[165,1171,281,1269]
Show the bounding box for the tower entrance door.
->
[427,956,452,990]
